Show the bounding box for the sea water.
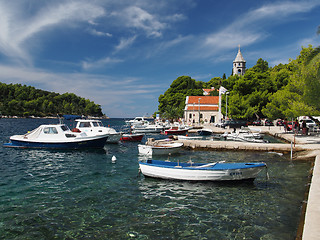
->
[0,118,311,239]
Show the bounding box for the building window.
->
[189,113,192,118]
[200,114,203,119]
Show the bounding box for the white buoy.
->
[111,155,117,163]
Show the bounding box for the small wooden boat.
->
[139,159,266,181]
[3,124,108,149]
[138,142,184,155]
[120,133,144,142]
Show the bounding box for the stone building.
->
[233,46,246,76]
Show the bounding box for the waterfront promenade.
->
[173,125,320,239]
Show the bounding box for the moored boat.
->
[3,124,108,149]
[138,142,184,155]
[131,123,164,133]
[74,119,121,143]
[139,159,266,181]
[164,126,189,135]
[177,135,203,140]
[197,128,213,136]
[120,133,144,142]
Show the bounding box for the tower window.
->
[238,69,241,73]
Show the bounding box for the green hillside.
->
[0,83,103,117]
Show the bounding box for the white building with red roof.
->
[184,96,220,125]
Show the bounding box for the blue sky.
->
[0,0,319,118]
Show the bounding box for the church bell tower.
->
[233,45,246,76]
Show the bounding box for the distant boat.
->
[138,142,184,155]
[139,159,267,181]
[177,135,202,140]
[131,123,164,133]
[164,126,189,135]
[197,128,213,136]
[120,133,144,142]
[74,119,121,143]
[3,124,108,149]
[125,117,149,126]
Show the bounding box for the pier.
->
[154,125,320,239]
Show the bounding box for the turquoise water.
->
[0,118,311,239]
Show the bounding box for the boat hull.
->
[106,133,122,143]
[4,136,108,149]
[120,134,144,142]
[139,160,266,181]
[164,129,188,135]
[197,129,213,136]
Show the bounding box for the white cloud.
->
[82,57,123,70]
[114,36,137,52]
[89,29,112,37]
[193,0,320,59]
[0,1,105,62]
[112,6,165,38]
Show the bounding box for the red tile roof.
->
[186,106,219,111]
[187,96,219,104]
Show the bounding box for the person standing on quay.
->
[302,120,307,135]
[283,119,287,133]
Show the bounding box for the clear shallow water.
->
[0,118,311,239]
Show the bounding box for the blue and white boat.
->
[3,124,109,149]
[139,159,266,181]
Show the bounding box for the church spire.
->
[233,45,246,76]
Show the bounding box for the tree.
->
[263,45,320,119]
[158,76,204,119]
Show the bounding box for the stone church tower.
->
[233,46,246,76]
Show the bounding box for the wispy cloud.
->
[0,1,105,63]
[114,36,137,52]
[82,57,123,70]
[198,0,320,57]
[111,6,165,38]
[88,29,112,37]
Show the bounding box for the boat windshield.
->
[79,122,91,128]
[60,125,69,131]
[93,121,103,127]
[43,127,58,134]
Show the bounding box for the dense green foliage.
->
[158,76,203,119]
[158,45,320,120]
[0,83,103,117]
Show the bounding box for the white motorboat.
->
[125,117,149,126]
[177,135,203,140]
[139,159,267,181]
[3,124,108,149]
[131,123,164,133]
[74,119,121,143]
[138,142,184,156]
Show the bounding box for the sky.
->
[0,0,319,118]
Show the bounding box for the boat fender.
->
[72,128,81,133]
[111,155,117,163]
